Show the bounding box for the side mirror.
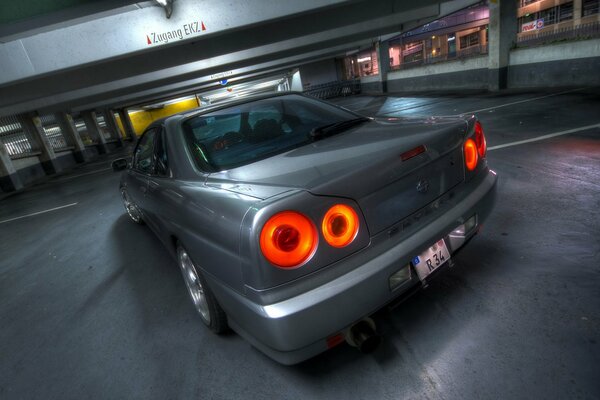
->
[112,158,128,172]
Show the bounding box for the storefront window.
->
[459,32,479,49]
[384,4,488,69]
[356,49,378,77]
[402,42,424,64]
[539,7,557,25]
[388,45,402,69]
[519,3,574,32]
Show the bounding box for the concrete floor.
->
[1,89,599,399]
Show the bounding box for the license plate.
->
[412,239,451,281]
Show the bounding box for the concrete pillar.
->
[376,40,390,92]
[488,0,518,91]
[102,109,124,147]
[573,0,582,26]
[82,111,109,154]
[117,109,137,142]
[54,112,87,163]
[18,113,60,175]
[0,140,23,192]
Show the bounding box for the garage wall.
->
[386,55,490,92]
[299,59,339,90]
[377,38,600,93]
[360,74,384,93]
[12,156,45,187]
[508,39,600,88]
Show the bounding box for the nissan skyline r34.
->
[112,92,497,364]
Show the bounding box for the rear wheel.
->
[177,245,228,333]
[121,188,144,224]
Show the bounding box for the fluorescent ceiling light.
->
[154,0,174,18]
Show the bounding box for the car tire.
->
[121,188,144,224]
[177,244,229,334]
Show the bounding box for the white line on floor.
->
[0,202,78,225]
[488,123,600,151]
[462,88,585,115]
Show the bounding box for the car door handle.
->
[141,186,148,194]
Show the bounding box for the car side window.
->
[154,129,169,177]
[133,128,157,173]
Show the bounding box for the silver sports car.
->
[113,92,497,364]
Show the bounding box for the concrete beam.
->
[8,3,440,115]
[73,37,374,110]
[0,0,352,85]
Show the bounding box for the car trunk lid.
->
[207,117,467,235]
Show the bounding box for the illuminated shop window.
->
[402,42,424,64]
[518,2,574,33]
[356,49,379,77]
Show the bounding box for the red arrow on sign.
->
[146,35,151,45]
[201,21,206,31]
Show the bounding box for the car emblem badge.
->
[416,179,429,194]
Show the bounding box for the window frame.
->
[132,126,159,175]
[149,127,169,178]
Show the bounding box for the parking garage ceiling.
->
[0,0,477,116]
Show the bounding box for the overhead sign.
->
[146,20,206,45]
[521,19,544,32]
[210,71,233,80]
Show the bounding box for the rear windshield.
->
[181,94,358,171]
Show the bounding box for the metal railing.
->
[0,116,38,159]
[304,79,361,99]
[393,43,488,71]
[39,114,72,151]
[517,21,600,47]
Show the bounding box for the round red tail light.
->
[475,121,487,158]
[322,204,359,248]
[260,211,317,268]
[464,138,478,171]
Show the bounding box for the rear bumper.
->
[207,168,498,364]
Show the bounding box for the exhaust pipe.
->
[345,318,381,354]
